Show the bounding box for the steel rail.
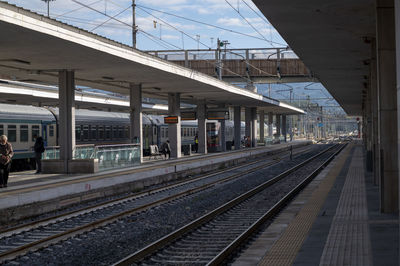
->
[112,144,340,265]
[207,143,347,265]
[0,145,311,262]
[1,144,311,237]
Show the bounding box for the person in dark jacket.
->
[160,140,171,159]
[0,135,13,187]
[33,135,45,174]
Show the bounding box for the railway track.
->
[113,143,346,265]
[0,144,312,263]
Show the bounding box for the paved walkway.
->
[234,142,399,266]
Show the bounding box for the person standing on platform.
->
[0,135,13,188]
[33,135,45,174]
[160,140,171,159]
[194,134,199,153]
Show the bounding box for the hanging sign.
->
[181,112,197,120]
[164,116,179,124]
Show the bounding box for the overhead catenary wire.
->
[139,29,182,50]
[241,0,270,25]
[70,0,253,83]
[55,0,103,19]
[90,4,132,31]
[224,0,273,46]
[134,4,286,46]
[135,6,212,50]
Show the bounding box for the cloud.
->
[141,0,188,6]
[162,34,180,40]
[216,18,245,27]
[216,17,269,28]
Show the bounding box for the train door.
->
[206,122,220,152]
[41,122,48,146]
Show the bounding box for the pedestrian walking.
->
[0,135,13,188]
[160,140,171,159]
[194,134,199,153]
[33,135,45,174]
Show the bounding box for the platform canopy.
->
[0,2,303,115]
[253,0,375,115]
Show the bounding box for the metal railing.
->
[145,47,299,61]
[43,144,141,171]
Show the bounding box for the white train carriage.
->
[0,103,244,169]
[0,103,57,169]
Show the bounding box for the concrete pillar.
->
[58,70,75,173]
[220,119,226,152]
[245,107,251,140]
[168,93,181,158]
[130,84,143,162]
[251,108,257,147]
[259,110,265,143]
[276,114,281,138]
[371,38,380,185]
[395,0,400,212]
[234,106,241,150]
[282,115,287,142]
[376,0,398,212]
[366,76,373,172]
[268,112,273,138]
[197,100,207,154]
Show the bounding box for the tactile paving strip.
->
[319,147,372,266]
[258,144,353,266]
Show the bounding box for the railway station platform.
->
[233,141,399,266]
[0,140,311,224]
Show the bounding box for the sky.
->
[2,0,344,114]
[4,0,287,50]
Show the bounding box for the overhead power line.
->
[70,0,255,83]
[241,0,269,24]
[135,6,211,49]
[90,4,132,31]
[224,0,273,46]
[135,4,285,46]
[55,0,103,19]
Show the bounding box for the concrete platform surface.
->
[233,142,399,266]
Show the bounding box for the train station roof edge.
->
[0,1,304,115]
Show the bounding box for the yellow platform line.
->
[259,143,353,266]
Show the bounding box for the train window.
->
[125,126,129,139]
[32,125,40,141]
[181,128,183,137]
[8,125,16,142]
[90,125,97,140]
[83,125,89,140]
[105,126,111,140]
[98,126,104,140]
[0,125,3,136]
[20,125,28,142]
[112,126,118,139]
[161,128,164,138]
[49,125,54,137]
[153,127,157,136]
[166,128,168,138]
[75,126,81,141]
[118,126,123,139]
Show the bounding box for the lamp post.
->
[41,0,56,17]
